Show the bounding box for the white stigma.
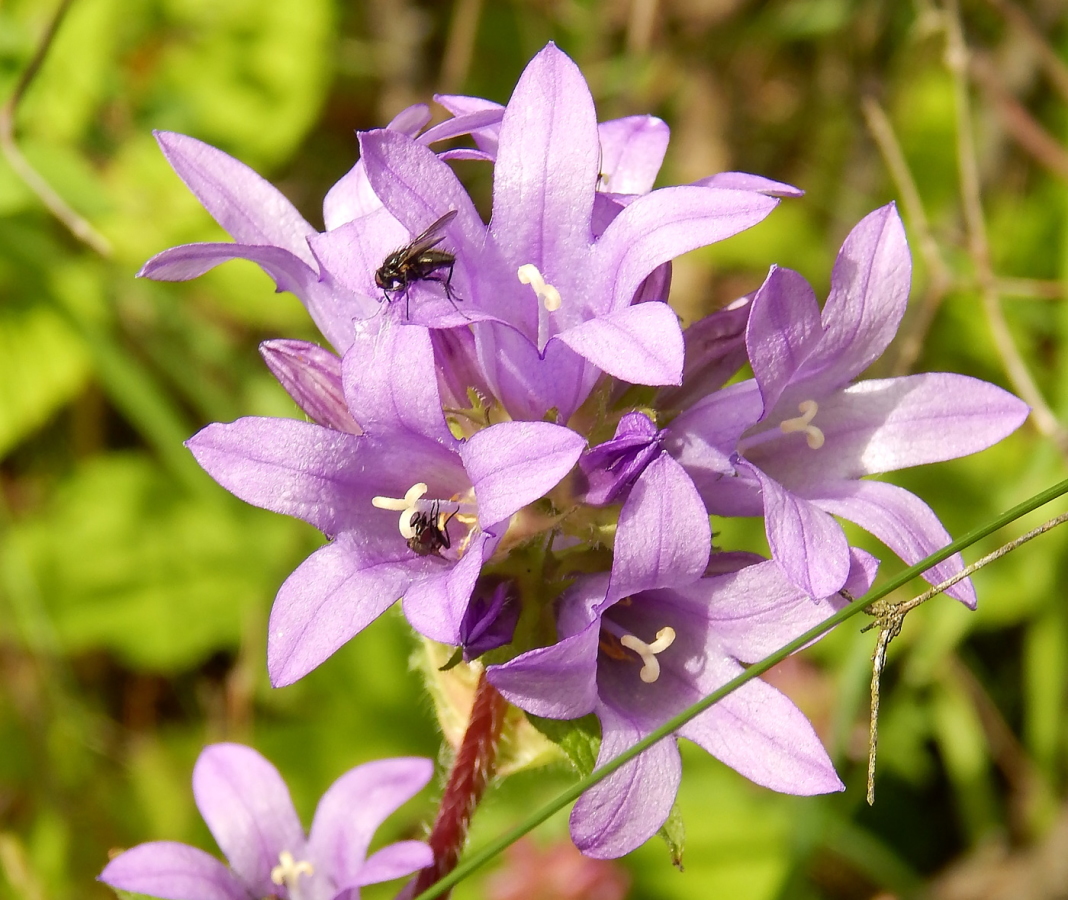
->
[372,483,428,538]
[620,626,676,683]
[517,264,562,312]
[780,400,825,450]
[270,851,314,894]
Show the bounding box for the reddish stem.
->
[411,670,508,898]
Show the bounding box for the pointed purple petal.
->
[738,459,851,597]
[341,322,457,447]
[437,147,494,162]
[679,661,843,795]
[388,103,433,136]
[610,454,710,599]
[139,242,314,293]
[489,44,599,278]
[418,108,506,146]
[802,203,911,391]
[401,531,495,643]
[358,129,485,269]
[460,421,586,526]
[155,131,316,266]
[192,743,304,895]
[487,622,600,720]
[323,160,389,231]
[555,301,685,386]
[682,549,878,662]
[141,242,374,353]
[592,186,778,314]
[434,94,504,155]
[260,340,360,434]
[747,266,824,414]
[597,115,669,194]
[355,842,435,887]
[309,206,410,300]
[570,704,681,859]
[320,106,427,231]
[268,535,429,686]
[307,758,433,888]
[694,172,804,198]
[186,418,366,535]
[810,479,977,607]
[100,842,248,900]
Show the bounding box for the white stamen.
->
[517,264,562,312]
[780,400,825,450]
[372,483,427,538]
[620,626,676,683]
[271,851,314,892]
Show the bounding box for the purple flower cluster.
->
[131,43,1028,864]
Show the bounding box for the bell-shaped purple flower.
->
[337,43,782,421]
[666,204,1030,602]
[187,322,586,686]
[260,339,360,434]
[100,743,433,900]
[487,452,875,858]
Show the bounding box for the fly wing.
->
[403,209,459,258]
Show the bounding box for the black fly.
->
[406,501,457,557]
[375,210,462,317]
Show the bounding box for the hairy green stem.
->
[411,476,1068,900]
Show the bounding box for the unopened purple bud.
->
[460,578,520,661]
[578,412,664,506]
[259,339,360,433]
[431,328,494,409]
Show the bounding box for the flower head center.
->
[779,400,825,450]
[270,850,314,896]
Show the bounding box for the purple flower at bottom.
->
[487,453,877,858]
[100,744,433,900]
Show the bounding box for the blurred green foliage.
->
[1,1,1068,898]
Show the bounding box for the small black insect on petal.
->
[375,209,464,318]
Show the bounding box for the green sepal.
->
[112,890,162,900]
[414,639,561,777]
[438,647,464,671]
[657,800,686,869]
[525,712,601,777]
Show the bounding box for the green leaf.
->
[525,713,600,777]
[0,302,90,457]
[4,454,309,670]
